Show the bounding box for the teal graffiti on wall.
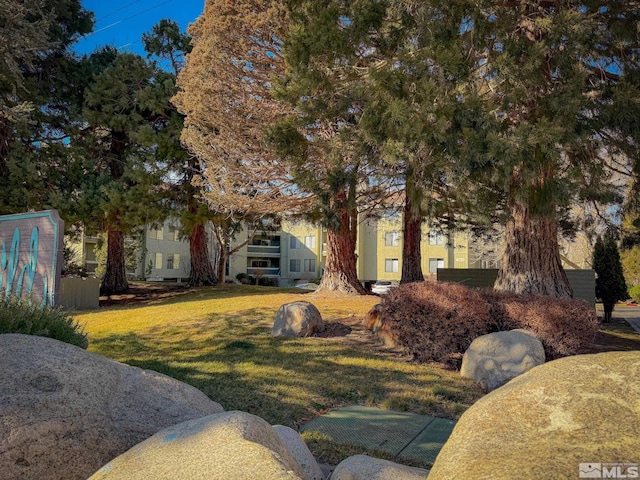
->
[0,210,64,306]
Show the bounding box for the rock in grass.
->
[89,411,307,480]
[331,455,429,480]
[460,329,545,391]
[430,352,640,479]
[274,425,325,480]
[0,334,223,480]
[272,301,325,337]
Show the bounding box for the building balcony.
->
[247,267,280,277]
[247,245,281,256]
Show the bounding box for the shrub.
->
[629,284,640,303]
[258,277,278,287]
[381,282,493,368]
[381,282,600,367]
[0,297,88,348]
[235,273,255,285]
[481,291,600,359]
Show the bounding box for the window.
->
[167,254,180,270]
[168,226,180,241]
[252,260,268,268]
[290,236,301,249]
[290,259,301,272]
[304,258,316,272]
[428,258,445,273]
[385,258,399,273]
[428,230,445,245]
[384,232,399,247]
[149,227,163,240]
[305,236,316,249]
[154,253,162,269]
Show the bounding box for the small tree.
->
[593,234,628,322]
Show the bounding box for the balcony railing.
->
[247,245,281,255]
[247,267,280,277]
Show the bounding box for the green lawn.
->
[76,284,484,465]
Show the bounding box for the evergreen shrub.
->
[381,282,600,367]
[0,296,88,348]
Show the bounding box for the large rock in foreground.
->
[89,411,307,480]
[460,329,545,391]
[331,455,429,480]
[274,425,324,480]
[430,352,640,479]
[0,334,223,480]
[272,301,325,337]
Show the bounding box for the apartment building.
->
[69,213,471,285]
[228,213,469,286]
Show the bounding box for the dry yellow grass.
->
[76,284,484,466]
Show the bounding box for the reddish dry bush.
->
[380,282,600,367]
[482,292,600,359]
[380,282,493,367]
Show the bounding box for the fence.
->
[59,277,101,310]
[436,269,595,306]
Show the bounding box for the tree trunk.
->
[100,229,129,295]
[603,302,614,323]
[318,198,365,294]
[401,193,424,284]
[494,202,573,297]
[319,227,366,294]
[188,222,218,287]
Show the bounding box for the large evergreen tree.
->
[80,50,166,295]
[454,0,640,296]
[357,0,471,284]
[270,0,401,294]
[174,0,313,285]
[0,0,93,215]
[143,19,218,287]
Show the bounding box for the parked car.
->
[371,280,396,295]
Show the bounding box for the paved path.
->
[608,305,640,334]
[300,405,453,466]
[596,304,640,333]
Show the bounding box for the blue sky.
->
[74,0,204,57]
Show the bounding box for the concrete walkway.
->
[608,305,640,334]
[300,405,454,466]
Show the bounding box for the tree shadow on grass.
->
[88,312,484,428]
[97,283,313,312]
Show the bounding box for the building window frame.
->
[290,259,301,272]
[428,258,445,273]
[150,227,164,240]
[304,236,316,249]
[384,258,399,273]
[384,231,400,247]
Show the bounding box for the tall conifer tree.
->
[80,51,166,295]
[143,19,219,287]
[455,0,640,296]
